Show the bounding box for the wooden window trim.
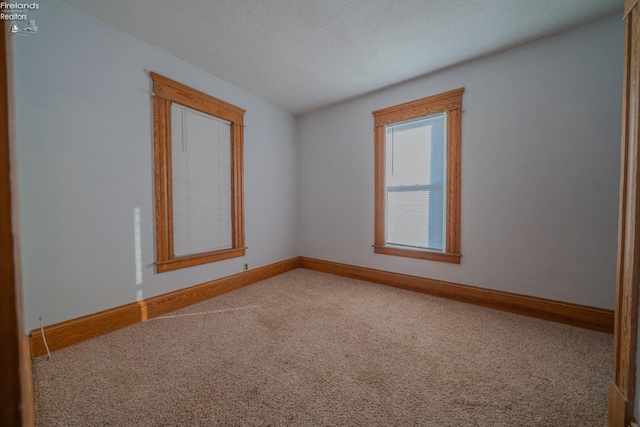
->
[151,72,245,273]
[372,88,464,264]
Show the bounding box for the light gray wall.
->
[12,3,623,333]
[13,0,299,332]
[299,15,623,309]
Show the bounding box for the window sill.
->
[373,245,461,264]
[156,247,246,273]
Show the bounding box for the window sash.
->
[384,113,447,251]
[170,103,233,257]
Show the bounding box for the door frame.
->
[0,17,34,427]
[611,1,640,426]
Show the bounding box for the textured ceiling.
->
[62,0,621,115]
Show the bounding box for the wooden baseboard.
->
[30,257,300,357]
[299,257,614,333]
[30,255,614,357]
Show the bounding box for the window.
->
[151,72,245,273]
[373,88,464,264]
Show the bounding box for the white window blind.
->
[385,113,446,251]
[171,103,232,257]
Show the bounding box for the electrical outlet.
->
[243,263,249,271]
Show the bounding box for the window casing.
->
[151,72,245,273]
[373,88,464,264]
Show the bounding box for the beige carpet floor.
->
[33,268,612,426]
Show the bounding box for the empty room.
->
[3,0,640,426]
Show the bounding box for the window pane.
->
[385,113,446,250]
[171,103,232,257]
